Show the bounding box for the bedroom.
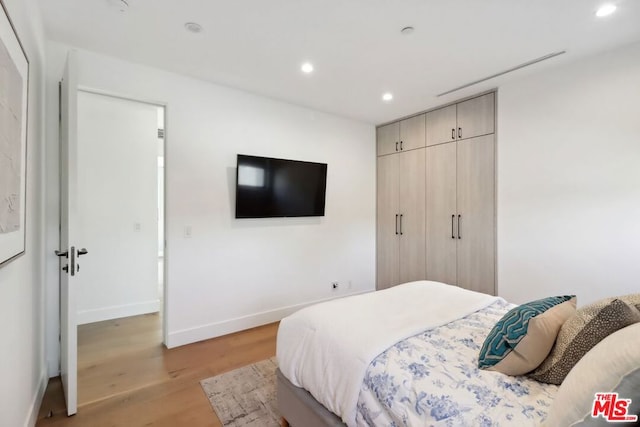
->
[0,0,639,425]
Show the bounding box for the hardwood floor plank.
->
[37,318,278,426]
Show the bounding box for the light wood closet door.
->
[426,142,457,286]
[398,148,426,283]
[457,93,495,141]
[377,155,400,289]
[377,122,400,156]
[456,134,495,295]
[426,104,457,146]
[399,114,426,151]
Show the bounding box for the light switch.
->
[184,226,192,238]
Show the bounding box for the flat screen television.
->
[235,154,328,218]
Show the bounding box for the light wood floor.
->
[36,314,278,426]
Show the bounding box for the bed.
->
[276,281,559,427]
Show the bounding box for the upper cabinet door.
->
[456,93,495,141]
[399,114,426,151]
[426,104,457,147]
[377,122,400,156]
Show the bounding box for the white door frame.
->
[58,79,170,415]
[74,86,170,347]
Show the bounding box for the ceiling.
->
[38,0,640,124]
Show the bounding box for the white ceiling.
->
[38,0,640,124]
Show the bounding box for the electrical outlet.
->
[331,282,339,291]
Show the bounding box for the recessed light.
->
[596,3,617,17]
[401,26,415,35]
[184,22,203,34]
[301,62,314,74]
[108,0,129,12]
[382,93,393,102]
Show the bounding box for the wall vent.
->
[437,50,566,97]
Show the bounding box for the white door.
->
[58,51,79,416]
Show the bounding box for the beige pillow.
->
[529,298,640,385]
[619,293,640,312]
[542,323,640,426]
[478,296,576,376]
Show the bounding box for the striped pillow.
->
[478,295,576,376]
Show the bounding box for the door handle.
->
[395,214,399,235]
[77,248,88,257]
[457,214,462,239]
[458,127,462,139]
[451,128,455,140]
[70,246,76,277]
[399,214,403,235]
[451,214,455,239]
[55,250,68,258]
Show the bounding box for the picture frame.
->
[0,0,29,268]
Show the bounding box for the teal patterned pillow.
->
[478,295,576,376]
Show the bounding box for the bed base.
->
[276,368,347,427]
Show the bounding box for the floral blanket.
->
[355,300,558,426]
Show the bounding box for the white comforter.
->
[276,281,499,427]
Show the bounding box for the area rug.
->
[200,357,280,427]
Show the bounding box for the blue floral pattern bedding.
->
[355,300,558,426]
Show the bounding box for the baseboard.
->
[25,369,48,427]
[166,290,372,348]
[77,299,161,325]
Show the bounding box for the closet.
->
[376,92,495,295]
[376,115,426,289]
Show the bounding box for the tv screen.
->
[235,154,328,218]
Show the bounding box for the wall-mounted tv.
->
[235,154,328,218]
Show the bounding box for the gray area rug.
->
[200,357,280,427]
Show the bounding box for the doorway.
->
[74,90,166,406]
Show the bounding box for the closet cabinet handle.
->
[451,129,455,140]
[400,140,403,150]
[399,214,403,235]
[395,214,399,235]
[457,214,461,239]
[451,214,455,239]
[458,127,462,139]
[395,141,399,151]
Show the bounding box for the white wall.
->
[44,42,376,371]
[497,41,640,306]
[0,0,48,425]
[76,92,160,324]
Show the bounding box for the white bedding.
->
[276,281,499,426]
[356,299,559,426]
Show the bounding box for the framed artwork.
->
[0,0,29,267]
